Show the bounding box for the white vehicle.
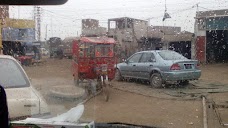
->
[40,48,49,56]
[0,55,50,120]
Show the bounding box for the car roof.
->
[137,50,170,54]
[0,55,17,61]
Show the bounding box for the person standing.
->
[0,85,9,128]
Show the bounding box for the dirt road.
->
[23,58,228,128]
[200,63,228,84]
[82,88,202,128]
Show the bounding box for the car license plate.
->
[185,64,192,69]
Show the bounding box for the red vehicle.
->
[72,36,117,101]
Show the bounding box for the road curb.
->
[50,85,86,100]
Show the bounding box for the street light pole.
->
[45,24,48,40]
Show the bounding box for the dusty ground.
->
[23,58,228,128]
[200,63,228,84]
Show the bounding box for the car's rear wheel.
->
[150,73,163,88]
[115,69,123,81]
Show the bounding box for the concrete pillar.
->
[124,18,127,29]
[191,37,196,59]
[108,20,110,32]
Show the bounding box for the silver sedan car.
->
[115,50,201,88]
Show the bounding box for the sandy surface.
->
[23,58,228,127]
[200,63,228,84]
[82,88,203,128]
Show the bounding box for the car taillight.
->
[170,63,181,70]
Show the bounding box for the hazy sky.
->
[9,0,228,40]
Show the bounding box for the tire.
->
[59,55,63,59]
[180,80,189,86]
[115,69,123,81]
[68,56,72,59]
[150,73,163,88]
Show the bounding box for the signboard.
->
[206,16,228,30]
[2,27,36,42]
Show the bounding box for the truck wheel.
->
[150,73,163,88]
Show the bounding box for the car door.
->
[6,87,40,119]
[122,53,143,78]
[137,52,157,79]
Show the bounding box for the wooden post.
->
[202,96,208,128]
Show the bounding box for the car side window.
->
[140,53,156,62]
[128,53,142,63]
[151,53,156,62]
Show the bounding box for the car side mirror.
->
[123,60,129,64]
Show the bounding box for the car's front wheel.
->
[150,73,163,88]
[180,80,189,85]
[115,69,123,81]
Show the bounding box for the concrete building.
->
[164,31,194,59]
[82,19,99,29]
[194,9,228,63]
[81,19,107,37]
[142,26,194,59]
[143,26,181,50]
[81,17,194,59]
[108,17,148,57]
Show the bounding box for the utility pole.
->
[33,6,37,40]
[45,24,48,40]
[34,6,41,41]
[37,6,41,41]
[33,6,36,21]
[51,16,53,37]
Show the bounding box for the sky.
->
[8,0,228,41]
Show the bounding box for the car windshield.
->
[158,50,188,60]
[0,58,30,88]
[3,0,228,127]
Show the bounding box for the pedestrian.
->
[0,85,9,128]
